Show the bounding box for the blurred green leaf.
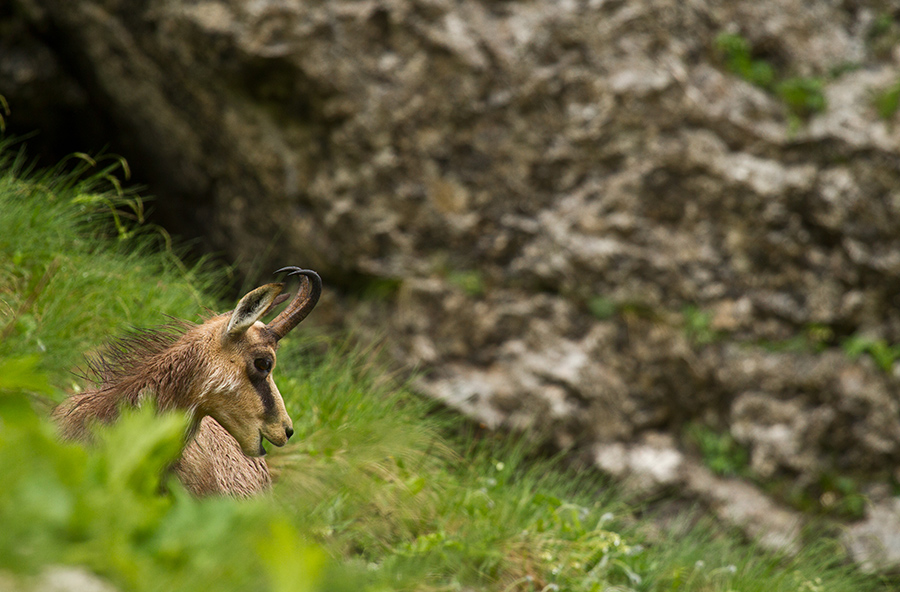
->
[874,81,900,120]
[777,77,827,118]
[258,520,327,592]
[0,355,51,394]
[588,296,617,320]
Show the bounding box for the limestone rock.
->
[844,498,900,573]
[593,434,803,554]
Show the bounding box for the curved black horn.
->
[266,267,322,340]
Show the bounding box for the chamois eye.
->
[254,357,273,373]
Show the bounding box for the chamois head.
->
[199,267,321,457]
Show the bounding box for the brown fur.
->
[173,417,271,497]
[53,282,303,497]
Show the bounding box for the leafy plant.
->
[714,31,828,122]
[816,473,867,520]
[777,77,827,118]
[682,306,721,346]
[715,33,776,89]
[873,80,900,120]
[588,296,618,320]
[867,12,900,59]
[685,422,749,477]
[757,324,834,354]
[0,390,330,592]
[447,269,484,297]
[842,334,900,373]
[0,354,52,394]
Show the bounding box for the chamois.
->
[53,266,322,497]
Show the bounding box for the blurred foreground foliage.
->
[0,386,327,592]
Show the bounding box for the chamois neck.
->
[88,322,210,415]
[135,339,209,412]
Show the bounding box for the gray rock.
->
[593,434,803,555]
[593,434,685,495]
[682,461,802,555]
[844,498,900,573]
[730,392,834,478]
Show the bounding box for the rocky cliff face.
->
[6,0,900,568]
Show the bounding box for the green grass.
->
[0,146,216,388]
[0,145,895,591]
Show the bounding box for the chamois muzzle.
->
[266,267,322,340]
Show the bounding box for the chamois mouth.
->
[257,432,267,457]
[260,426,290,449]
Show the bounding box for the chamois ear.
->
[225,283,284,337]
[263,292,291,316]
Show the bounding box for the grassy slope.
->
[0,147,892,592]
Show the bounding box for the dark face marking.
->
[248,354,276,416]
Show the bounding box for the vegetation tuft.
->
[1,142,895,590]
[685,423,750,478]
[682,306,721,346]
[873,80,900,121]
[842,334,900,373]
[714,32,827,124]
[867,12,900,60]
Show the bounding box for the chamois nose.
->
[285,426,294,440]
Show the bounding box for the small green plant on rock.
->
[588,296,618,320]
[816,473,867,520]
[775,472,868,521]
[842,334,900,373]
[447,269,484,297]
[685,422,749,478]
[682,306,721,346]
[715,33,776,88]
[757,323,834,354]
[777,76,827,119]
[867,12,900,59]
[358,276,403,301]
[429,252,486,297]
[873,80,900,120]
[714,31,827,123]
